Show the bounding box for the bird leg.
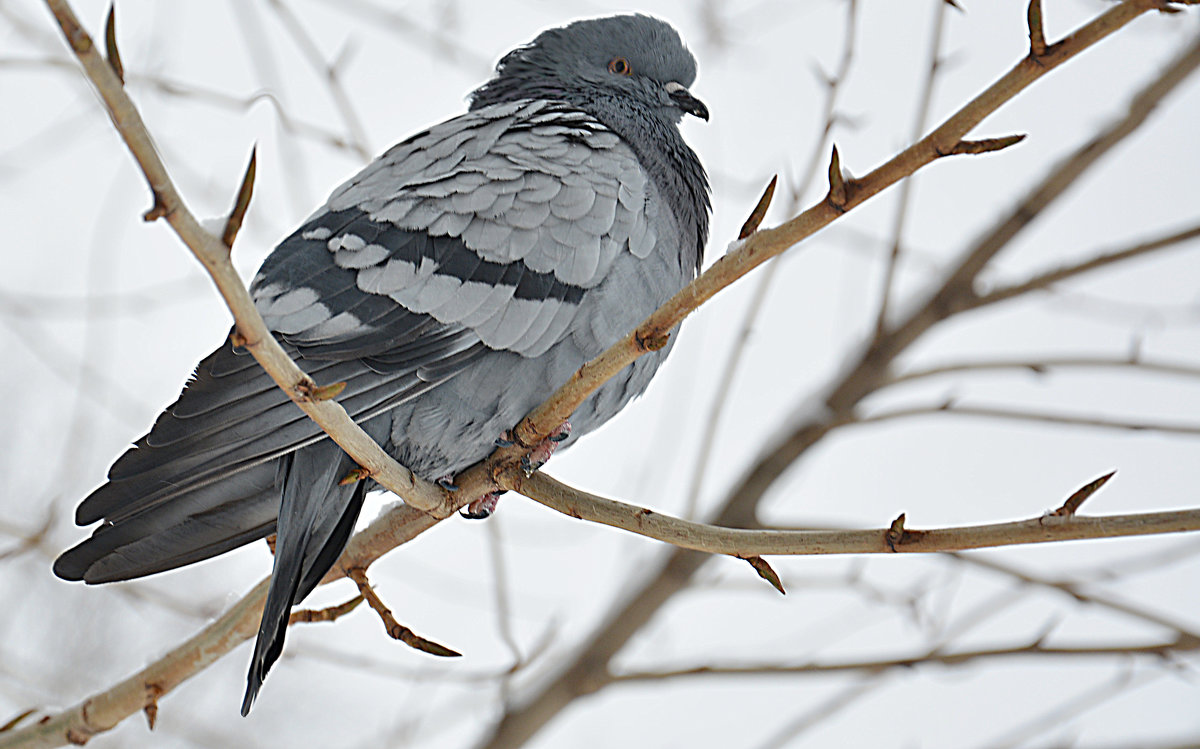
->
[520,420,572,475]
[460,420,572,519]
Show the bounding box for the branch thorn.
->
[297,379,347,402]
[738,174,778,239]
[0,709,37,733]
[948,134,1027,156]
[338,467,371,486]
[635,330,671,352]
[142,194,167,222]
[827,145,848,209]
[886,513,907,552]
[1052,470,1116,517]
[1028,0,1047,58]
[743,555,786,595]
[221,145,257,250]
[142,684,162,731]
[104,5,124,84]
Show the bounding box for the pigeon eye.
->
[607,57,632,76]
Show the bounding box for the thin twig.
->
[610,635,1199,683]
[860,403,1200,436]
[889,354,1200,387]
[287,594,364,625]
[874,0,950,337]
[971,222,1200,309]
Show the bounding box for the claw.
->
[461,491,504,520]
[436,476,459,492]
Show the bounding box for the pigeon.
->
[53,13,710,714]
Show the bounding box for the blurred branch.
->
[264,0,372,160]
[971,222,1200,308]
[610,634,1200,683]
[890,355,1200,386]
[873,0,950,336]
[860,402,1200,436]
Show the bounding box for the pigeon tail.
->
[241,433,376,716]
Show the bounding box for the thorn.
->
[1027,0,1047,58]
[221,145,257,250]
[264,533,277,555]
[309,381,347,402]
[142,684,162,731]
[1052,470,1116,517]
[827,145,848,209]
[0,708,37,733]
[886,513,907,552]
[295,378,346,402]
[229,330,249,348]
[947,134,1027,156]
[738,175,778,239]
[142,195,168,222]
[104,5,124,84]
[635,330,671,352]
[942,0,964,10]
[339,467,371,486]
[744,555,786,595]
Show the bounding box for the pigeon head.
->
[470,14,708,125]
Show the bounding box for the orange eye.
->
[607,57,632,76]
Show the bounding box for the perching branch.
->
[512,471,1200,558]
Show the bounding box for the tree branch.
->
[512,472,1200,558]
[609,634,1200,684]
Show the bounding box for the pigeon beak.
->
[665,81,709,121]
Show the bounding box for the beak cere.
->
[665,81,710,121]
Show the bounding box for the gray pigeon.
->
[54,14,709,714]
